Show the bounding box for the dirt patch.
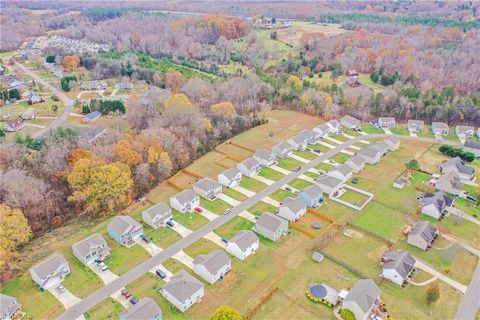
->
[345,228,364,239]
[277,22,347,47]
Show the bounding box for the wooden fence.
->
[244,286,279,320]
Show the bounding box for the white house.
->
[254,212,288,241]
[30,254,70,290]
[161,270,204,312]
[407,119,424,133]
[278,197,307,222]
[328,164,354,182]
[420,191,454,219]
[327,119,341,133]
[169,189,200,213]
[226,230,259,260]
[356,148,381,165]
[378,117,396,128]
[0,294,21,320]
[108,216,144,247]
[287,135,307,150]
[342,279,381,320]
[237,158,261,177]
[316,174,344,196]
[298,129,317,144]
[431,122,449,135]
[193,177,222,201]
[142,203,173,229]
[455,125,474,139]
[272,141,293,158]
[313,123,330,138]
[346,155,365,173]
[381,251,416,286]
[253,149,277,167]
[218,167,242,188]
[72,233,110,265]
[193,250,231,284]
[341,115,361,130]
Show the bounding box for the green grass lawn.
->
[248,201,278,216]
[0,273,64,319]
[172,210,210,231]
[358,73,387,92]
[361,123,384,134]
[61,250,103,298]
[417,127,435,139]
[303,171,320,179]
[200,198,231,215]
[288,178,312,190]
[214,216,255,239]
[222,187,248,201]
[240,176,267,192]
[338,189,371,207]
[184,238,221,257]
[390,124,410,136]
[277,157,303,171]
[103,239,151,275]
[144,225,183,249]
[422,215,480,247]
[293,150,317,160]
[315,162,334,172]
[258,167,285,180]
[454,198,480,220]
[85,298,124,320]
[269,188,296,202]
[342,128,361,136]
[330,133,350,142]
[330,153,350,164]
[308,143,330,153]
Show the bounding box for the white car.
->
[96,261,108,271]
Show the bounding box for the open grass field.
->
[223,187,248,201]
[358,73,387,92]
[172,210,209,231]
[422,215,480,247]
[84,298,124,320]
[103,240,150,275]
[187,151,234,178]
[240,176,267,192]
[216,143,252,162]
[144,225,183,249]
[258,167,284,181]
[168,171,197,190]
[214,216,255,240]
[277,157,303,171]
[269,188,296,202]
[200,198,231,215]
[288,178,312,190]
[276,22,347,47]
[293,150,317,160]
[248,201,278,216]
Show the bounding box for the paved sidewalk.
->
[198,207,219,221]
[252,175,275,185]
[414,259,467,293]
[218,193,241,206]
[435,133,444,141]
[271,165,291,175]
[233,186,256,197]
[290,154,310,163]
[172,250,194,269]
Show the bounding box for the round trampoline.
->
[311,222,321,229]
[309,284,327,298]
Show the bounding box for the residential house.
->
[4,119,24,132]
[341,115,361,130]
[298,184,323,208]
[169,189,200,213]
[30,254,70,290]
[217,167,242,188]
[434,171,464,196]
[0,294,21,320]
[193,177,222,201]
[72,233,110,265]
[237,158,261,177]
[384,136,400,151]
[345,69,359,79]
[328,164,354,182]
[272,141,293,159]
[254,212,288,241]
[463,141,480,157]
[327,119,341,134]
[368,141,389,157]
[161,270,204,312]
[440,157,476,181]
[356,147,381,165]
[316,174,344,196]
[346,77,361,87]
[381,251,416,286]
[298,129,317,144]
[83,110,102,123]
[287,135,307,150]
[119,297,162,320]
[378,117,396,128]
[407,120,424,133]
[346,155,366,173]
[278,197,307,222]
[142,203,173,229]
[20,108,38,120]
[407,221,438,250]
[27,93,43,105]
[420,191,454,219]
[393,178,405,189]
[431,122,449,135]
[193,250,231,284]
[107,215,144,247]
[253,149,277,167]
[455,125,474,139]
[342,279,381,320]
[226,230,259,260]
[313,123,330,139]
[80,80,107,91]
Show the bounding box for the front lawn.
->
[269,188,296,202]
[330,153,350,164]
[361,123,384,134]
[293,150,317,160]
[258,167,285,181]
[103,239,151,275]
[248,201,278,216]
[288,178,312,190]
[330,133,350,142]
[145,225,183,249]
[303,171,319,179]
[85,298,124,320]
[390,124,410,136]
[308,143,330,153]
[315,162,334,172]
[223,187,248,201]
[200,198,231,215]
[277,157,303,171]
[422,215,480,247]
[172,210,210,231]
[240,176,267,192]
[184,238,221,257]
[61,250,104,298]
[214,216,255,239]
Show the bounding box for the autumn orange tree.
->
[0,204,32,270]
[165,93,193,109]
[63,55,80,72]
[113,138,143,167]
[165,68,183,93]
[211,101,236,118]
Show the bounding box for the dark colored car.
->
[140,235,151,243]
[129,296,139,305]
[294,166,301,172]
[166,220,175,227]
[156,269,167,279]
[221,238,229,244]
[313,149,321,153]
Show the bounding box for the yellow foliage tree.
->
[67,159,133,214]
[113,138,143,167]
[164,93,192,109]
[211,101,236,118]
[285,75,303,90]
[0,204,32,269]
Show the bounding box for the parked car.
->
[95,260,108,271]
[194,207,203,213]
[140,235,151,243]
[313,149,321,153]
[285,186,293,192]
[121,289,131,299]
[166,220,175,227]
[293,166,301,172]
[129,296,139,305]
[224,208,231,215]
[57,285,65,293]
[306,148,312,152]
[221,238,229,244]
[351,178,359,184]
[156,269,167,279]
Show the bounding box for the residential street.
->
[57,134,463,320]
[455,263,480,320]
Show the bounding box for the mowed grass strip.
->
[303,171,319,179]
[240,176,267,192]
[315,162,334,171]
[330,133,350,142]
[293,150,317,160]
[330,153,350,164]
[172,209,210,231]
[288,178,312,190]
[222,187,248,201]
[277,157,303,171]
[200,198,231,215]
[308,143,330,153]
[269,188,296,202]
[184,238,221,257]
[144,225,183,249]
[258,167,284,180]
[215,216,255,239]
[248,201,277,216]
[84,298,124,320]
[103,239,151,275]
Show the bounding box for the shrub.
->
[61,75,77,92]
[340,308,356,320]
[439,144,475,162]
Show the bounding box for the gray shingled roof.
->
[317,174,343,189]
[382,251,416,278]
[386,136,400,145]
[229,230,258,251]
[436,171,464,191]
[329,164,354,177]
[456,125,474,134]
[193,250,230,275]
[464,141,480,150]
[432,122,448,131]
[301,184,322,198]
[357,147,379,158]
[254,149,275,162]
[240,158,260,171]
[142,203,171,220]
[327,119,341,128]
[30,254,67,280]
[171,189,197,205]
[0,294,17,316]
[368,141,388,153]
[409,221,437,244]
[378,117,395,124]
[220,167,241,180]
[256,212,286,233]
[442,157,475,175]
[194,177,221,193]
[108,216,141,236]
[162,270,204,303]
[344,279,381,314]
[281,197,306,213]
[408,119,424,128]
[342,115,360,126]
[289,134,305,145]
[298,129,315,141]
[347,155,365,166]
[120,297,161,320]
[72,234,107,258]
[273,141,292,153]
[421,191,454,211]
[314,123,330,133]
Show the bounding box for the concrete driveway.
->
[290,154,309,163]
[172,250,194,269]
[48,286,81,309]
[169,223,193,237]
[135,238,163,256]
[446,207,480,226]
[262,197,280,207]
[299,174,315,183]
[252,175,275,185]
[89,264,119,284]
[198,207,219,221]
[204,231,226,247]
[148,264,173,282]
[239,211,257,223]
[110,290,130,308]
[218,194,241,206]
[324,136,343,145]
[271,165,291,175]
[383,128,393,135]
[414,259,467,293]
[233,186,256,197]
[317,141,335,149]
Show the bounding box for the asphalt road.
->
[14,61,74,137]
[455,263,480,320]
[58,134,462,319]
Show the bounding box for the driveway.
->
[148,264,173,282]
[169,223,193,237]
[317,141,335,149]
[110,290,130,308]
[198,207,219,221]
[435,134,444,141]
[446,207,480,227]
[172,250,194,269]
[289,154,309,163]
[239,211,257,223]
[299,174,315,183]
[271,165,291,175]
[58,134,463,320]
[233,186,256,197]
[324,136,343,145]
[218,193,241,206]
[262,197,280,207]
[414,259,467,293]
[135,238,163,256]
[204,231,226,247]
[252,175,275,185]
[89,264,118,284]
[441,234,480,257]
[48,286,81,309]
[383,128,393,135]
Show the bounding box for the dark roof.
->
[382,251,416,278]
[344,279,380,314]
[441,157,475,175]
[421,191,454,210]
[409,221,437,243]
